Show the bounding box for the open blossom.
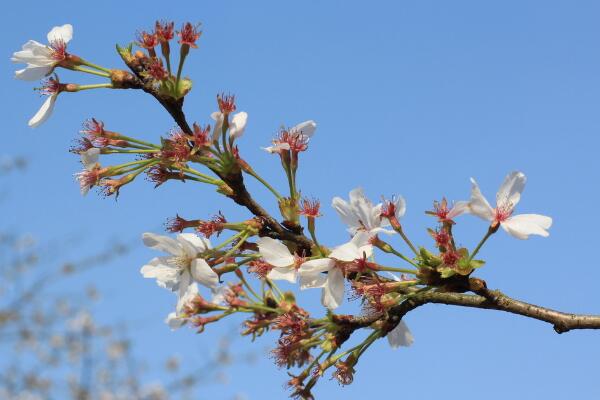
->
[298,232,373,309]
[140,233,218,306]
[467,171,552,239]
[263,120,317,154]
[333,188,404,236]
[74,147,101,195]
[257,237,303,283]
[427,197,469,223]
[12,24,73,81]
[29,75,62,127]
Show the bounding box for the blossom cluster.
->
[13,22,552,399]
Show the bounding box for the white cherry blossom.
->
[262,120,317,154]
[332,188,405,236]
[298,232,373,310]
[12,24,73,81]
[257,237,300,283]
[74,148,100,195]
[141,232,218,305]
[467,171,552,239]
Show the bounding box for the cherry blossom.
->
[74,147,101,195]
[467,171,552,239]
[257,237,302,283]
[28,75,62,127]
[333,188,405,236]
[141,233,218,305]
[12,24,73,81]
[298,232,373,309]
[263,120,317,154]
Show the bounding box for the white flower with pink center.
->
[333,188,405,236]
[257,237,304,283]
[263,120,317,154]
[467,171,552,239]
[140,233,218,310]
[12,24,73,81]
[298,232,373,310]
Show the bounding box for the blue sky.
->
[4,0,600,398]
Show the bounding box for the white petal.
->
[262,142,290,154]
[329,233,372,262]
[299,258,333,289]
[229,111,248,139]
[28,94,57,128]
[289,120,317,138]
[176,282,199,313]
[501,214,552,240]
[394,196,407,219]
[81,148,100,170]
[15,65,53,81]
[332,196,361,232]
[12,40,54,65]
[177,270,192,300]
[178,233,211,252]
[165,312,186,330]
[47,24,73,44]
[210,111,224,142]
[350,188,380,230]
[140,257,180,290]
[211,286,229,305]
[190,258,219,289]
[142,233,182,256]
[267,266,297,283]
[257,237,295,267]
[387,320,414,349]
[496,171,526,209]
[468,178,495,221]
[447,200,469,219]
[321,268,345,310]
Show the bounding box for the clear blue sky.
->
[4,0,600,398]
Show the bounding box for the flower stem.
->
[469,225,497,262]
[181,167,219,185]
[79,59,112,74]
[71,66,110,78]
[378,266,419,275]
[75,83,114,91]
[245,169,282,199]
[393,225,419,256]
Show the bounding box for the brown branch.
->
[115,50,314,253]
[336,284,600,347]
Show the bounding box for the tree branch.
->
[115,54,314,253]
[337,285,600,343]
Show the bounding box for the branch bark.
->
[339,286,600,338]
